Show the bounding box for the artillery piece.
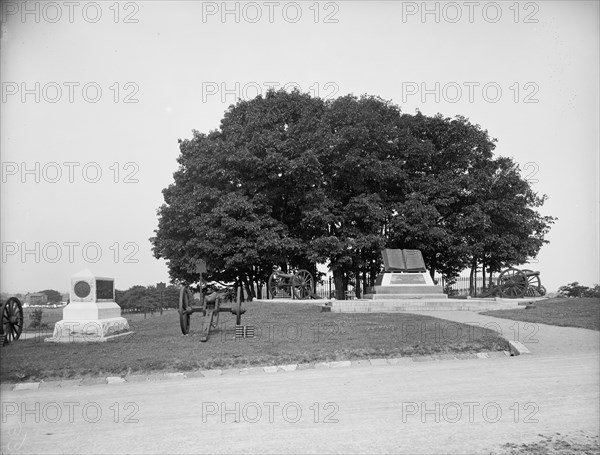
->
[1,297,24,346]
[179,287,245,342]
[268,269,316,299]
[480,267,546,298]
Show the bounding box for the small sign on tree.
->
[196,259,207,274]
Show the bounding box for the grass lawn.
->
[2,301,509,382]
[481,297,600,331]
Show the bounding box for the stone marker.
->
[363,249,446,299]
[45,269,130,342]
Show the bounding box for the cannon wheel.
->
[521,269,542,297]
[210,310,220,329]
[1,297,24,343]
[209,294,220,329]
[268,272,288,298]
[179,287,192,335]
[292,270,314,299]
[234,287,242,325]
[538,285,547,296]
[498,268,529,298]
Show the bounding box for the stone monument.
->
[45,269,131,342]
[363,249,447,299]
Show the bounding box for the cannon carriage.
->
[480,267,546,298]
[178,286,245,342]
[178,258,246,342]
[268,269,315,299]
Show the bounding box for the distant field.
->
[20,307,165,331]
[482,297,600,331]
[2,302,509,382]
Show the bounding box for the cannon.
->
[179,286,245,342]
[495,267,546,298]
[1,297,24,346]
[268,269,316,299]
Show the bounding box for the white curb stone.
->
[200,369,223,377]
[328,361,352,368]
[508,340,531,355]
[14,382,40,391]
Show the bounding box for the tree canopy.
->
[151,89,555,298]
[38,289,63,303]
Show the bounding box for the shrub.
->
[28,309,44,328]
[558,282,600,298]
[583,285,600,298]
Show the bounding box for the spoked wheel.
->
[210,310,220,329]
[268,272,288,298]
[1,297,24,343]
[538,285,547,296]
[522,269,542,296]
[498,268,529,298]
[179,287,192,335]
[234,287,242,325]
[292,270,314,299]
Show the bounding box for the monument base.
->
[45,317,130,343]
[364,272,446,299]
[363,292,447,299]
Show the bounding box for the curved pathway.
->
[1,311,598,454]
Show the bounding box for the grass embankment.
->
[482,297,600,331]
[2,302,509,382]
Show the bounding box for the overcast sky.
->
[1,1,598,294]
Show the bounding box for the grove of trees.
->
[151,90,555,299]
[558,282,600,298]
[38,289,63,303]
[115,284,180,314]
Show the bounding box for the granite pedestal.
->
[45,269,130,343]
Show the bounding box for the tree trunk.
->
[370,260,378,287]
[333,267,345,300]
[362,270,368,297]
[469,257,478,296]
[482,260,487,292]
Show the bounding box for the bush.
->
[558,282,600,298]
[28,309,44,328]
[583,285,600,298]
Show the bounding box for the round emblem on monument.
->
[74,280,91,298]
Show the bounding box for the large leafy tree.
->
[151,90,325,298]
[38,289,63,303]
[151,90,554,298]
